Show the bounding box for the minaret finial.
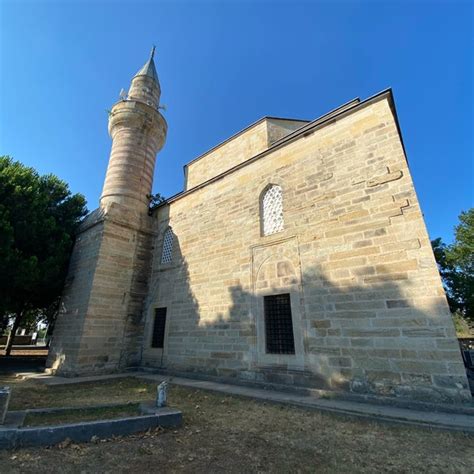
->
[133,46,159,81]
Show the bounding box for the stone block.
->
[311,320,331,329]
[0,387,11,425]
[308,346,341,356]
[343,328,400,338]
[350,338,374,347]
[210,352,235,359]
[365,370,401,384]
[402,327,446,338]
[432,375,469,390]
[386,299,410,308]
[393,360,447,375]
[328,356,352,368]
[331,310,377,319]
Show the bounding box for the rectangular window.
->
[264,294,295,354]
[151,307,167,348]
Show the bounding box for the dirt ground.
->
[0,375,473,473]
[0,348,49,357]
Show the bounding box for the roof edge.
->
[154,88,401,212]
[184,115,310,169]
[270,97,361,147]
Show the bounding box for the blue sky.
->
[1,0,472,243]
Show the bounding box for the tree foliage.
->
[148,192,165,205]
[0,156,87,348]
[432,208,474,325]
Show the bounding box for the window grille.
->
[151,307,167,348]
[161,228,174,264]
[264,294,295,354]
[262,185,284,236]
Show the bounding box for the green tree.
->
[0,156,87,355]
[432,208,474,326]
[147,192,166,215]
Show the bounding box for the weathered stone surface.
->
[47,53,166,376]
[0,387,11,425]
[367,169,403,187]
[141,93,469,402]
[47,55,470,404]
[185,118,308,190]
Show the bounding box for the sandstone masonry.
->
[47,51,471,403]
[47,49,166,374]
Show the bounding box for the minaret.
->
[101,46,167,214]
[47,49,167,375]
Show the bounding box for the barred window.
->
[264,294,295,354]
[151,307,167,348]
[161,228,174,264]
[262,185,284,236]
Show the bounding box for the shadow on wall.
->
[46,208,107,374]
[142,212,471,404]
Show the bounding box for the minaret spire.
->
[100,49,167,212]
[133,46,159,82]
[126,47,161,108]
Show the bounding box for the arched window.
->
[161,228,174,264]
[261,184,284,236]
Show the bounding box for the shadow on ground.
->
[0,377,473,473]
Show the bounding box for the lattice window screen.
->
[262,185,284,236]
[161,228,174,264]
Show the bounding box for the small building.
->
[47,50,471,403]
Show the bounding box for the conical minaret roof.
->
[134,46,159,81]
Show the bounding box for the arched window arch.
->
[161,227,174,264]
[261,184,284,236]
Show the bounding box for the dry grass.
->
[23,404,141,427]
[0,374,473,473]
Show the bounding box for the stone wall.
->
[266,118,309,144]
[47,210,104,372]
[47,205,155,375]
[185,118,307,190]
[142,93,470,403]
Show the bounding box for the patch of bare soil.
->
[0,348,48,357]
[0,376,473,473]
